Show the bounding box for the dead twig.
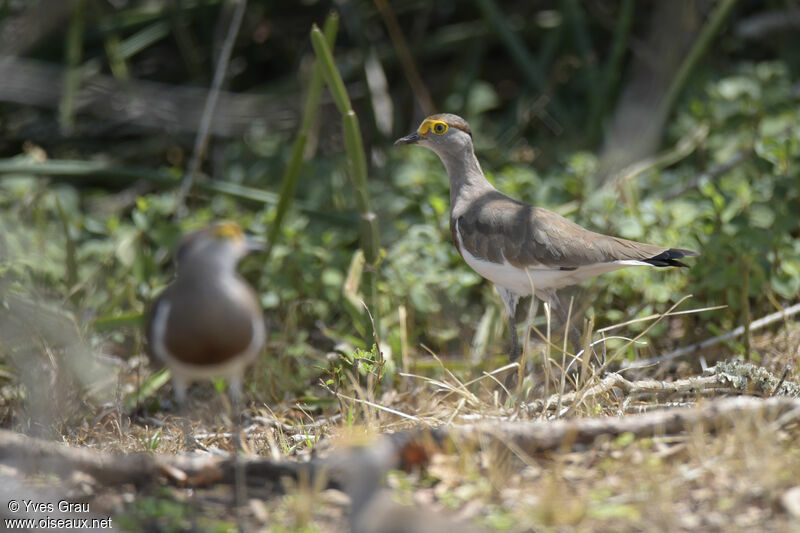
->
[4,394,800,491]
[623,302,800,369]
[457,396,800,454]
[736,8,800,39]
[0,428,421,491]
[524,372,732,413]
[528,360,800,414]
[0,57,291,138]
[663,148,753,200]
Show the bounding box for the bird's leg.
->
[562,310,584,353]
[497,287,524,393]
[524,295,540,354]
[540,292,600,389]
[229,379,247,531]
[172,378,197,451]
[540,291,583,352]
[497,287,521,361]
[173,379,201,531]
[508,316,521,362]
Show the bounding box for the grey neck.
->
[177,253,239,284]
[435,145,495,216]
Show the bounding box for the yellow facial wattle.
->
[213,221,245,242]
[418,119,449,136]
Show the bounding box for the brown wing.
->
[146,281,262,367]
[453,190,696,268]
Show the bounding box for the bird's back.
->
[452,190,681,269]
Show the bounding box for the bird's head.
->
[394,113,473,157]
[175,221,263,275]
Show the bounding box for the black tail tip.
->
[645,248,699,268]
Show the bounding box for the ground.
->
[4,320,798,532]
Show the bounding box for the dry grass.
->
[2,310,800,532]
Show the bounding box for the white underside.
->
[455,220,651,297]
[151,300,265,401]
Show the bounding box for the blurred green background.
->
[0,0,798,415]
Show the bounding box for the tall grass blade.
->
[165,0,203,80]
[561,0,599,131]
[373,0,434,115]
[59,0,86,135]
[118,21,171,60]
[741,256,752,359]
[0,158,355,226]
[657,0,739,126]
[588,0,633,143]
[474,0,544,90]
[174,0,248,218]
[310,25,351,115]
[310,24,381,333]
[103,33,129,79]
[266,12,339,259]
[54,195,78,288]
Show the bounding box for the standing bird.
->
[145,221,265,513]
[147,222,266,516]
[395,113,697,361]
[146,221,265,409]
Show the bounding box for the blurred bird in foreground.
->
[145,221,265,513]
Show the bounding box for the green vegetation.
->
[0,1,799,531]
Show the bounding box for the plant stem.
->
[60,0,86,135]
[266,12,339,259]
[311,24,382,335]
[174,0,248,218]
[657,0,739,126]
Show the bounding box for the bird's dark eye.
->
[433,123,447,134]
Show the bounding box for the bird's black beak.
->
[394,131,421,146]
